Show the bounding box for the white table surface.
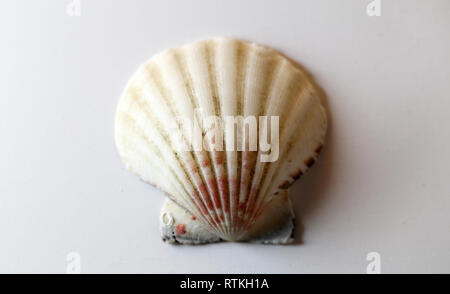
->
[1,0,449,273]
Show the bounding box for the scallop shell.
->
[115,38,327,244]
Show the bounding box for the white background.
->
[1,0,449,273]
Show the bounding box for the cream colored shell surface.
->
[115,38,327,242]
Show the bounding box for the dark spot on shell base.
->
[305,157,315,168]
[314,144,323,155]
[279,180,291,189]
[291,170,303,181]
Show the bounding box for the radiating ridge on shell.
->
[115,38,327,243]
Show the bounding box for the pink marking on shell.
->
[189,163,199,174]
[198,184,214,210]
[243,152,254,170]
[207,179,222,209]
[230,178,239,196]
[237,216,244,227]
[218,177,229,212]
[193,191,208,214]
[215,155,223,165]
[240,152,255,184]
[175,224,186,235]
[229,177,240,226]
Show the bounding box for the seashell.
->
[115,38,327,244]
